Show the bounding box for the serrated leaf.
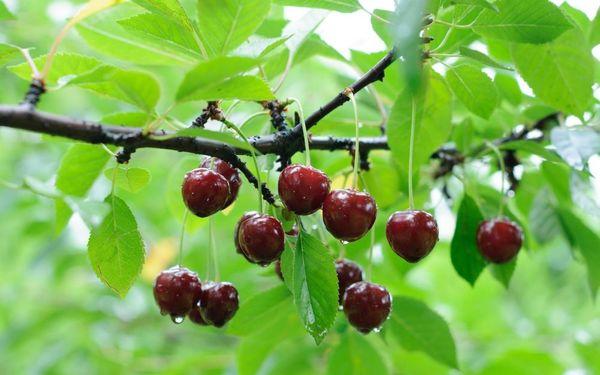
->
[198,0,271,56]
[327,332,390,375]
[165,127,252,152]
[104,167,151,193]
[500,140,564,164]
[458,47,511,70]
[386,296,458,368]
[392,0,427,92]
[177,57,273,101]
[0,43,19,67]
[9,53,102,86]
[446,65,498,119]
[56,144,111,197]
[473,0,572,44]
[511,29,593,117]
[287,230,338,344]
[550,126,600,170]
[87,194,145,297]
[131,0,194,30]
[273,0,359,13]
[0,1,15,20]
[451,194,487,286]
[228,285,292,336]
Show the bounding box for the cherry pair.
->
[182,157,241,217]
[153,266,238,327]
[278,164,377,242]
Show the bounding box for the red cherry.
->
[199,282,239,327]
[322,189,377,242]
[386,210,439,263]
[234,211,260,261]
[278,164,331,215]
[182,168,230,217]
[153,266,202,322]
[238,214,285,265]
[201,157,241,209]
[336,259,363,304]
[343,281,391,334]
[188,306,208,326]
[476,218,523,263]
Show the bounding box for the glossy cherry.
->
[153,266,202,322]
[278,164,331,215]
[238,214,285,265]
[182,168,230,217]
[234,211,260,261]
[201,157,241,209]
[343,281,391,334]
[386,210,439,263]
[198,282,239,327]
[476,218,523,263]
[322,189,377,242]
[188,306,208,326]
[336,259,363,304]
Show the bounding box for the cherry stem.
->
[346,90,360,189]
[290,98,311,166]
[408,98,417,210]
[178,210,189,267]
[486,142,506,217]
[222,119,264,213]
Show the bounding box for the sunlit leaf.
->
[550,126,600,170]
[273,0,359,13]
[446,65,498,119]
[104,167,151,193]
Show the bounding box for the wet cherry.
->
[336,259,363,304]
[234,211,260,261]
[386,210,439,263]
[322,189,377,242]
[476,218,523,263]
[182,168,230,217]
[188,306,208,326]
[238,214,285,265]
[199,282,239,327]
[201,157,241,209]
[153,266,202,322]
[343,281,391,334]
[278,164,331,215]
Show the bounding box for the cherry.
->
[182,168,230,217]
[278,164,331,215]
[188,306,208,326]
[198,282,239,327]
[238,213,285,265]
[322,189,377,242]
[274,260,284,280]
[153,266,202,322]
[335,259,363,304]
[200,157,241,209]
[476,218,523,263]
[386,210,439,263]
[234,211,260,261]
[343,281,391,334]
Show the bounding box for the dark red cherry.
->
[234,211,260,261]
[386,210,439,263]
[199,282,239,327]
[238,214,285,265]
[188,306,208,326]
[278,164,331,215]
[476,218,523,263]
[182,168,230,217]
[343,281,391,334]
[153,266,202,322]
[274,260,284,280]
[322,189,377,242]
[336,259,363,304]
[201,157,241,209]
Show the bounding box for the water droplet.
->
[340,240,349,245]
[171,315,185,324]
[372,327,382,333]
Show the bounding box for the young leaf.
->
[450,193,487,286]
[104,167,151,193]
[228,285,292,336]
[473,0,572,44]
[327,332,390,375]
[56,144,111,197]
[272,0,360,13]
[87,194,145,298]
[550,126,600,170]
[198,0,271,56]
[386,296,459,369]
[446,65,498,119]
[0,1,15,20]
[391,0,427,92]
[511,29,594,117]
[287,230,338,344]
[458,47,511,70]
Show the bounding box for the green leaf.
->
[494,73,522,105]
[0,43,20,67]
[450,193,487,286]
[131,0,194,31]
[177,57,273,101]
[87,195,145,298]
[480,350,563,375]
[56,144,111,197]
[70,65,160,111]
[104,167,151,193]
[550,126,600,170]
[458,47,511,70]
[272,0,360,13]
[9,53,102,85]
[557,208,600,296]
[287,230,338,344]
[576,341,600,374]
[386,296,458,368]
[0,1,15,20]
[391,0,427,92]
[102,112,151,127]
[228,285,292,336]
[511,29,594,117]
[387,71,453,181]
[500,140,564,164]
[54,199,73,235]
[446,65,498,119]
[167,127,252,152]
[283,10,326,55]
[489,259,516,288]
[198,0,271,56]
[591,7,600,46]
[327,332,390,375]
[472,0,572,44]
[233,36,291,59]
[447,0,497,12]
